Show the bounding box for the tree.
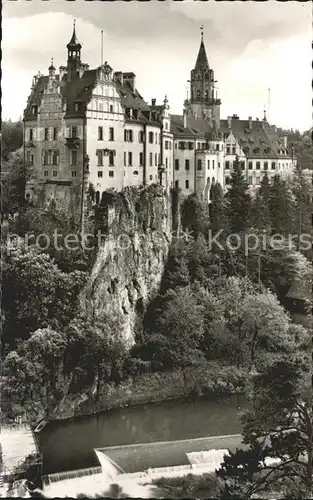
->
[1,149,32,215]
[1,120,23,160]
[142,286,204,369]
[181,193,209,239]
[268,175,294,236]
[251,172,271,231]
[217,360,312,498]
[209,182,227,233]
[2,245,87,345]
[225,157,252,234]
[290,165,313,249]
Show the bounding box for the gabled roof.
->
[219,118,292,159]
[171,114,211,139]
[24,76,49,120]
[195,40,209,71]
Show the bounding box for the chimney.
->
[227,116,232,129]
[151,98,156,107]
[283,136,288,148]
[183,109,187,129]
[248,116,252,130]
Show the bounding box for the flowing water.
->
[38,394,245,475]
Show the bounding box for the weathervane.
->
[200,25,204,41]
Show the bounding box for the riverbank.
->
[39,361,247,425]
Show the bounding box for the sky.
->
[2,0,312,131]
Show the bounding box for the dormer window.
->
[32,105,37,115]
[74,102,80,111]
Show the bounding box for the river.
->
[38,394,245,475]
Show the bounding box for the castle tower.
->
[66,20,82,82]
[186,27,221,126]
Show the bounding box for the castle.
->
[23,23,295,221]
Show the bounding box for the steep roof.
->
[24,76,50,120]
[220,118,292,159]
[67,25,82,49]
[195,40,209,71]
[171,114,211,139]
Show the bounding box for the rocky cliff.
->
[81,184,174,344]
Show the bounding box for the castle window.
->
[52,150,59,166]
[74,103,80,112]
[71,126,78,139]
[218,162,221,168]
[148,132,153,144]
[44,170,48,177]
[109,151,114,166]
[149,153,153,166]
[133,171,138,176]
[264,161,268,170]
[188,142,193,150]
[109,171,114,177]
[155,133,158,144]
[175,180,179,188]
[124,152,127,166]
[175,159,179,171]
[109,104,114,113]
[149,175,153,181]
[205,91,208,101]
[208,160,210,169]
[42,150,49,166]
[197,159,202,171]
[212,160,215,169]
[151,112,156,121]
[29,128,33,142]
[226,146,230,154]
[32,106,37,115]
[133,109,138,119]
[44,128,49,141]
[109,127,114,141]
[98,126,103,141]
[155,153,158,166]
[232,147,236,155]
[169,142,172,150]
[72,171,77,177]
[185,180,189,189]
[53,171,57,177]
[271,162,276,170]
[166,158,168,168]
[128,152,132,166]
[96,150,103,167]
[98,171,103,178]
[196,90,201,100]
[164,122,168,131]
[216,144,220,151]
[53,128,58,141]
[248,161,253,170]
[26,151,34,165]
[139,152,143,166]
[225,161,229,169]
[256,161,261,170]
[138,131,144,143]
[165,141,169,150]
[179,142,186,150]
[185,159,190,171]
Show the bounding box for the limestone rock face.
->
[81,185,173,344]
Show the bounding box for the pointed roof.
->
[67,21,82,49]
[195,40,209,71]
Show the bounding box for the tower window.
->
[212,160,215,169]
[44,128,49,141]
[225,161,229,169]
[109,127,114,141]
[148,132,153,143]
[207,160,210,169]
[71,126,78,138]
[133,170,139,175]
[29,129,33,142]
[197,159,202,170]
